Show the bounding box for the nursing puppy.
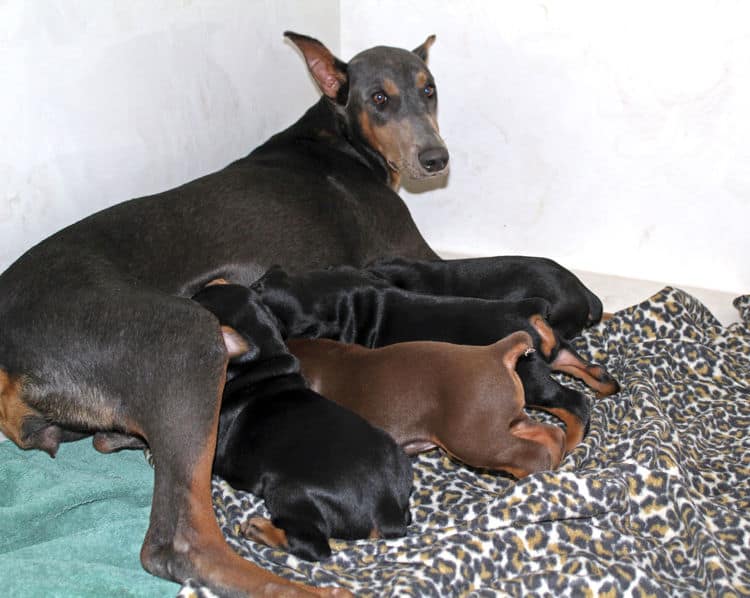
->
[193,283,413,561]
[250,264,619,451]
[366,256,604,340]
[287,334,567,479]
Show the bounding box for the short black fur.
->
[193,284,413,561]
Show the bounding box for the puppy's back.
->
[218,385,412,560]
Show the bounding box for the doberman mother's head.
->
[285,31,449,188]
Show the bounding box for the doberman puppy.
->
[249,264,618,451]
[0,30,604,596]
[192,284,413,562]
[367,255,603,339]
[287,334,567,479]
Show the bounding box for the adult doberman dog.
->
[0,31,605,597]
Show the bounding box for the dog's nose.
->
[418,147,449,173]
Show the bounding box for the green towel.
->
[0,439,177,597]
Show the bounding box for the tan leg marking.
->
[529,406,585,454]
[510,418,566,470]
[171,384,342,596]
[529,315,557,358]
[0,371,34,448]
[551,349,620,398]
[240,517,290,550]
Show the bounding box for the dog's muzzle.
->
[418,146,450,174]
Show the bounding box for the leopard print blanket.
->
[180,287,750,597]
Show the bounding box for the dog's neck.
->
[253,98,395,188]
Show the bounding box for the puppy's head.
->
[192,283,279,364]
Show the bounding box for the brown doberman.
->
[288,333,568,479]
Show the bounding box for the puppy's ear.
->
[499,331,535,371]
[285,31,348,101]
[221,325,251,358]
[412,35,436,63]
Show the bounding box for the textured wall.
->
[0,0,339,270]
[342,1,749,293]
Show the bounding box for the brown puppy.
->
[287,332,567,479]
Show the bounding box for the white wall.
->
[1,1,747,294]
[341,1,749,294]
[0,0,339,270]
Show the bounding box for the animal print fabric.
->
[179,287,750,597]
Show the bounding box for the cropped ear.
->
[412,34,436,63]
[221,325,251,358]
[285,31,348,100]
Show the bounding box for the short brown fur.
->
[241,517,290,550]
[358,111,418,190]
[288,331,569,478]
[382,78,400,97]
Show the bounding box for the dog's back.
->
[0,101,435,303]
[287,336,526,450]
[288,334,567,477]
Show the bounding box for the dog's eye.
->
[372,91,388,105]
[423,85,435,98]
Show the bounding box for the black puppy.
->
[192,283,413,562]
[367,256,603,339]
[251,264,618,391]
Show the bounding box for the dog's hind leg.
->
[550,340,620,398]
[128,299,343,596]
[508,418,566,472]
[449,423,565,479]
[516,354,591,453]
[528,316,620,398]
[243,513,331,562]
